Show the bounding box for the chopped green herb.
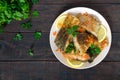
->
[0,0,30,27]
[32,0,39,4]
[34,31,41,40]
[32,10,39,18]
[21,20,32,29]
[87,44,101,56]
[0,29,4,33]
[67,25,78,37]
[94,47,101,54]
[65,42,76,53]
[28,49,34,56]
[13,33,23,41]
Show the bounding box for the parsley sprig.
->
[21,20,32,29]
[87,44,101,55]
[34,31,41,40]
[32,10,39,18]
[65,42,76,53]
[67,25,78,37]
[13,33,23,41]
[28,49,34,56]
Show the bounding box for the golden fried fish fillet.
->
[76,13,100,37]
[73,32,98,54]
[62,13,80,27]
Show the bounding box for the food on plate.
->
[54,13,108,68]
[66,58,84,68]
[55,14,80,29]
[97,24,107,42]
[54,15,67,29]
[76,13,100,37]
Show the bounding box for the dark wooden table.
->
[0,0,120,80]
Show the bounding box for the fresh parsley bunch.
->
[0,0,30,27]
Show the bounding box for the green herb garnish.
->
[32,10,39,18]
[0,0,30,27]
[65,43,76,53]
[21,20,32,29]
[28,49,34,56]
[87,44,101,55]
[67,25,78,37]
[34,31,41,40]
[13,33,23,41]
[32,0,39,4]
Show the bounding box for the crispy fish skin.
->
[76,13,100,37]
[54,27,69,51]
[63,13,80,27]
[74,32,98,53]
[62,52,90,61]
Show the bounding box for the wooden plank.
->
[39,0,120,4]
[0,62,119,80]
[4,4,120,33]
[0,32,54,60]
[0,32,119,61]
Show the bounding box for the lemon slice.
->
[55,14,67,29]
[97,24,107,42]
[55,14,80,29]
[66,58,84,68]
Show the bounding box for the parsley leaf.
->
[13,33,23,41]
[28,49,34,56]
[0,0,30,27]
[21,20,32,29]
[32,10,39,18]
[65,42,76,53]
[19,0,26,3]
[32,0,39,4]
[67,25,78,37]
[0,29,4,33]
[34,31,41,40]
[87,44,101,56]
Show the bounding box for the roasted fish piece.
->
[65,32,98,61]
[55,13,99,61]
[54,27,69,51]
[62,32,98,61]
[74,32,98,54]
[62,13,80,27]
[76,13,100,37]
[62,53,90,61]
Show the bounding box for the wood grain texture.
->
[0,62,119,80]
[0,32,119,61]
[5,4,120,33]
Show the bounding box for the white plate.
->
[49,7,112,69]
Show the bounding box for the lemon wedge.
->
[66,58,84,68]
[55,14,80,29]
[55,14,67,29]
[97,24,107,42]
